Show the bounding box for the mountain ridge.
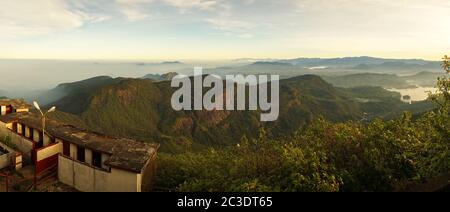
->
[43,74,435,152]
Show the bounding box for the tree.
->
[429,55,450,111]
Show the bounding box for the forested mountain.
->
[46,74,434,152]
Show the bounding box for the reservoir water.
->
[387,87,437,101]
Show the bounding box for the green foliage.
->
[155,58,450,192]
[156,131,341,192]
[428,56,450,112]
[47,56,449,191]
[156,111,449,192]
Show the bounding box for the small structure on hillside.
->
[0,99,159,192]
[0,99,31,115]
[401,95,412,104]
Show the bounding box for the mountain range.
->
[42,74,435,153]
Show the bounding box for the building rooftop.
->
[0,99,32,109]
[0,112,159,173]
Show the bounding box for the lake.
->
[387,87,437,101]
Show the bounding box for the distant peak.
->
[251,61,291,66]
[135,61,183,66]
[161,61,182,64]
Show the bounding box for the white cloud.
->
[207,19,254,31]
[0,0,110,38]
[116,0,154,21]
[163,0,219,12]
[206,18,256,38]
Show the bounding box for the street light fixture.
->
[33,101,56,146]
[32,101,56,190]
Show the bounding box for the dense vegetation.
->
[43,56,449,191]
[47,75,434,153]
[155,57,449,192]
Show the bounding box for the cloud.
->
[206,18,256,38]
[0,0,110,38]
[116,0,154,21]
[115,0,223,21]
[163,0,219,12]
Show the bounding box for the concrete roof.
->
[0,99,32,109]
[0,112,159,173]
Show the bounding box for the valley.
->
[1,56,447,192]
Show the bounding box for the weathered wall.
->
[0,127,34,154]
[33,129,40,142]
[0,121,7,135]
[36,142,62,174]
[58,155,74,187]
[0,106,6,115]
[0,153,12,170]
[43,134,51,147]
[107,168,141,192]
[15,154,22,170]
[101,153,110,170]
[25,126,31,138]
[36,142,62,161]
[17,123,23,135]
[73,161,95,192]
[58,155,141,192]
[85,149,92,165]
[0,142,15,169]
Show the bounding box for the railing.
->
[0,173,9,192]
[0,162,58,192]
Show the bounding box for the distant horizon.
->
[0,55,444,62]
[1,1,449,61]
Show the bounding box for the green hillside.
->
[46,74,433,153]
[44,76,124,114]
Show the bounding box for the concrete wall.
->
[0,153,11,170]
[43,134,51,147]
[25,126,31,138]
[69,143,77,159]
[15,154,22,170]
[17,123,23,135]
[1,127,34,154]
[58,155,142,192]
[33,129,40,142]
[101,153,110,170]
[15,109,29,113]
[0,106,5,115]
[0,121,7,136]
[36,142,62,161]
[58,155,74,188]
[0,142,16,170]
[85,149,92,165]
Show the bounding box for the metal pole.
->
[42,115,45,146]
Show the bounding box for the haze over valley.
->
[1,0,448,193]
[0,56,443,105]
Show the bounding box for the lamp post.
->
[33,101,56,146]
[32,101,55,191]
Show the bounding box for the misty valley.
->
[0,56,449,192]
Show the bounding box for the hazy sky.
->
[0,0,449,60]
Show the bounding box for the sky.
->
[0,0,449,60]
